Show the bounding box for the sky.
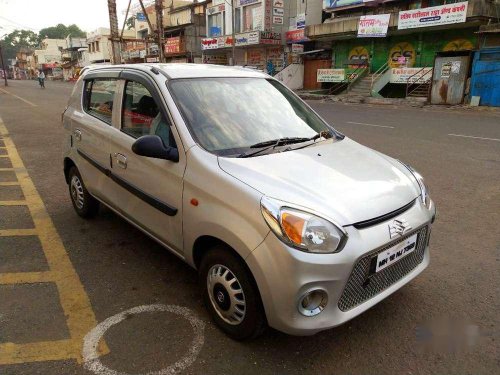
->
[0,0,140,36]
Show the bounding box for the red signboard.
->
[164,37,183,54]
[285,29,309,43]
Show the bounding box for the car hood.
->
[218,138,420,226]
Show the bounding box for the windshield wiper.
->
[237,131,333,158]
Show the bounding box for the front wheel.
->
[199,246,266,340]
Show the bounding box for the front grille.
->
[338,226,428,312]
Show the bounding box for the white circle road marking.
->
[82,304,205,375]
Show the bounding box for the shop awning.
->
[298,49,325,55]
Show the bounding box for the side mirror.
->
[131,135,179,162]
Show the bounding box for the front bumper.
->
[246,199,435,336]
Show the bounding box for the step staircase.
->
[347,74,375,96]
[406,82,431,98]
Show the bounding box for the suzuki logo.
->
[388,219,412,238]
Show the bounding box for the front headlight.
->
[401,163,431,209]
[260,197,347,254]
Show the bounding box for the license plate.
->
[375,233,418,273]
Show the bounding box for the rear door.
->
[71,72,119,201]
[106,70,186,254]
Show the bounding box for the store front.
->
[201,31,283,73]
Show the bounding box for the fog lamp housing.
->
[298,289,328,317]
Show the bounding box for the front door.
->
[107,74,186,254]
[303,59,332,89]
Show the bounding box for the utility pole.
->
[0,43,7,86]
[231,0,235,65]
[155,0,165,63]
[107,0,121,64]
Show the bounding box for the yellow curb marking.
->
[0,271,55,284]
[0,228,38,237]
[0,116,107,365]
[0,87,38,107]
[0,200,28,206]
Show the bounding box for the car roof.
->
[85,63,270,80]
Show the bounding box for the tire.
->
[68,166,99,218]
[199,246,267,340]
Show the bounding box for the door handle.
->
[74,129,82,142]
[114,153,127,169]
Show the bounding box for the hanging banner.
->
[357,14,391,37]
[398,1,468,30]
[323,0,363,9]
[317,69,345,82]
[296,13,306,29]
[390,67,433,83]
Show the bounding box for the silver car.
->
[62,64,436,339]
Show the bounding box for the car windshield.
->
[168,78,338,156]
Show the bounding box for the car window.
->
[83,78,117,125]
[121,80,174,148]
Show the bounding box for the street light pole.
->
[0,43,8,86]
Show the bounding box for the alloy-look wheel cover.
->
[70,175,85,210]
[207,264,246,325]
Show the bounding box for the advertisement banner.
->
[235,32,260,46]
[390,67,433,83]
[164,37,182,54]
[239,0,260,5]
[273,8,284,16]
[323,0,363,10]
[286,29,309,43]
[207,4,225,14]
[357,14,390,37]
[296,13,306,29]
[273,0,284,8]
[291,44,304,53]
[273,16,283,25]
[398,1,468,30]
[201,36,233,50]
[317,68,345,82]
[260,31,281,45]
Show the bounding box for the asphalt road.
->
[0,80,499,375]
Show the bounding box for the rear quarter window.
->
[83,78,117,125]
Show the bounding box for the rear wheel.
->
[68,166,99,218]
[199,246,266,340]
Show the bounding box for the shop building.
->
[33,38,65,79]
[61,35,87,81]
[303,0,499,100]
[201,0,296,72]
[163,1,209,63]
[88,28,135,64]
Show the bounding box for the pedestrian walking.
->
[38,70,45,88]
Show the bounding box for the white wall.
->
[274,63,304,90]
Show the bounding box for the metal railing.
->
[329,62,369,95]
[371,60,390,90]
[405,67,433,98]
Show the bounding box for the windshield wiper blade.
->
[238,131,333,158]
[248,137,309,149]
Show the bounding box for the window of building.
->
[121,81,173,147]
[235,8,241,33]
[243,4,262,32]
[83,78,117,125]
[208,12,224,36]
[95,41,100,52]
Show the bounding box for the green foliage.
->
[0,29,39,60]
[126,17,135,30]
[38,23,86,40]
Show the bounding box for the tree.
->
[38,23,86,40]
[126,16,135,30]
[0,29,39,60]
